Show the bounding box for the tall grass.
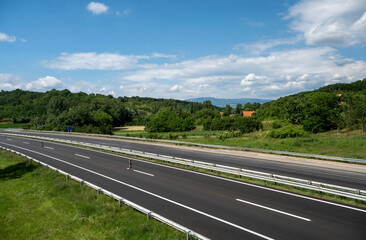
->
[0,150,184,240]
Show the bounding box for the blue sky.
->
[1,0,366,100]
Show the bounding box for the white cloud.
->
[286,0,366,46]
[151,53,177,59]
[117,47,366,99]
[87,2,108,15]
[45,52,144,70]
[0,73,22,90]
[241,74,267,86]
[169,84,183,92]
[0,32,16,42]
[25,76,63,90]
[235,36,302,55]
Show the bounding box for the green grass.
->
[0,122,25,129]
[113,126,366,160]
[0,150,184,240]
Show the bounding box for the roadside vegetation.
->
[1,79,365,159]
[113,125,366,160]
[0,150,184,240]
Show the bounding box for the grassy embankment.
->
[0,121,24,129]
[113,126,366,160]
[0,150,184,240]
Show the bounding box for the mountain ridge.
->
[185,97,271,107]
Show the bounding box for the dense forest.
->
[256,78,366,134]
[1,78,365,136]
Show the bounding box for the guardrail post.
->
[119,199,123,207]
[66,175,69,182]
[147,212,151,221]
[186,231,191,240]
[98,188,101,195]
[81,180,84,186]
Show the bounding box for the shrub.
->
[267,126,306,138]
[271,121,282,129]
[168,132,179,140]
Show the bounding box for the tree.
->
[146,107,195,132]
[235,103,243,115]
[202,100,214,110]
[223,104,232,116]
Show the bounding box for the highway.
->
[1,130,366,190]
[1,135,366,240]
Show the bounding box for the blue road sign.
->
[67,126,72,132]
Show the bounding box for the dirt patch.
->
[115,126,145,131]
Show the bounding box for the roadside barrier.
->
[15,129,366,164]
[2,132,366,202]
[0,145,209,240]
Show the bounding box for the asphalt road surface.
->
[1,136,366,240]
[1,130,366,190]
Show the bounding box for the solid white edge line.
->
[44,146,54,150]
[236,199,311,222]
[22,142,30,144]
[133,169,154,177]
[75,153,90,159]
[3,136,366,214]
[0,142,274,240]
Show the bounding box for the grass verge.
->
[113,127,366,160]
[0,150,185,240]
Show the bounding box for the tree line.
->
[256,78,366,133]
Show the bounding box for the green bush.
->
[267,126,307,138]
[217,130,242,140]
[271,121,282,129]
[168,132,179,140]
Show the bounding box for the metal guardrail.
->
[9,129,366,164]
[2,132,366,202]
[0,145,209,240]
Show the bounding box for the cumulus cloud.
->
[0,74,65,92]
[25,76,63,90]
[241,74,267,86]
[0,32,16,42]
[87,2,108,15]
[117,47,366,99]
[169,84,183,92]
[286,0,366,46]
[0,73,22,90]
[44,52,144,70]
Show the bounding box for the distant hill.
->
[185,97,270,108]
